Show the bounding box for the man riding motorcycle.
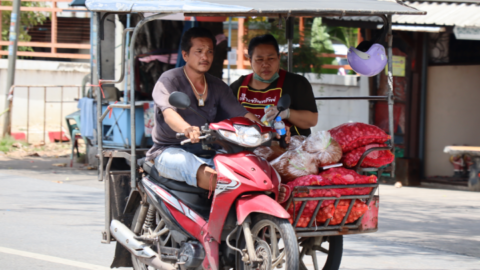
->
[146,27,261,192]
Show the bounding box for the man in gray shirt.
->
[146,27,259,191]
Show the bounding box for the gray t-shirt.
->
[146,67,248,161]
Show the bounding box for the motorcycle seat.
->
[138,158,207,194]
[138,158,212,220]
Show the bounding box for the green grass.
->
[0,136,27,153]
[0,136,16,153]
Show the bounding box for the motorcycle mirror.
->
[277,94,291,112]
[169,91,191,110]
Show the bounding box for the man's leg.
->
[196,165,217,190]
[154,148,216,190]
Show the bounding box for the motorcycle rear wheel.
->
[237,214,299,270]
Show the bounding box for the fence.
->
[6,84,82,144]
[0,0,90,59]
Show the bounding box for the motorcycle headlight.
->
[218,125,268,147]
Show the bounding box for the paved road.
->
[0,171,114,270]
[1,168,479,270]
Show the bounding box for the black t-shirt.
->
[230,71,318,136]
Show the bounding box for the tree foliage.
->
[243,17,358,76]
[1,1,48,54]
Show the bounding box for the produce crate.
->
[285,183,379,237]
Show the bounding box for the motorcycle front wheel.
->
[237,214,299,270]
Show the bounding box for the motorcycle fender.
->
[123,189,141,214]
[236,194,290,224]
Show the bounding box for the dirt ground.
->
[0,142,97,184]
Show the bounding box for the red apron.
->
[237,69,287,121]
[237,69,302,135]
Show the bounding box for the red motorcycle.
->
[110,92,298,270]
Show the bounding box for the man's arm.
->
[286,75,318,129]
[152,77,201,143]
[244,112,261,124]
[287,110,318,129]
[163,108,201,143]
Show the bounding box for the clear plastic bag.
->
[254,142,286,162]
[329,122,391,153]
[301,131,343,167]
[271,149,318,184]
[287,135,306,151]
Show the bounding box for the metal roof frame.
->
[91,0,426,199]
[85,0,426,17]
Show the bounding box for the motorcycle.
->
[110,92,298,270]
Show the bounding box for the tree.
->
[311,18,358,74]
[1,1,48,56]
[244,17,358,76]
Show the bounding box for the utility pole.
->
[2,0,21,137]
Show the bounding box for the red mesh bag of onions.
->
[342,143,394,168]
[329,122,391,153]
[328,199,369,225]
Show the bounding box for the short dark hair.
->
[181,27,216,54]
[247,34,280,58]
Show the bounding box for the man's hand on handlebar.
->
[184,126,201,143]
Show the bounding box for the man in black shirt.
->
[230,34,318,136]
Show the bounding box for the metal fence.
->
[6,84,82,144]
[0,0,90,59]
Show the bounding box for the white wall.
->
[306,74,369,132]
[425,65,480,177]
[0,59,89,142]
[224,69,370,132]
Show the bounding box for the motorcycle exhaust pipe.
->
[110,219,175,270]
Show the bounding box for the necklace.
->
[183,67,207,106]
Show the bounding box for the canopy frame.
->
[94,11,397,205]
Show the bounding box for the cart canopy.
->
[85,0,425,16]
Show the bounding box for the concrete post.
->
[2,0,21,137]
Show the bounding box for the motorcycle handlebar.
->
[176,133,186,139]
[180,135,209,145]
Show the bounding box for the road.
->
[0,161,479,270]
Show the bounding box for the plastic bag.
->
[342,144,395,168]
[254,142,286,162]
[271,149,318,183]
[329,200,369,225]
[301,131,342,167]
[288,135,306,151]
[329,122,391,153]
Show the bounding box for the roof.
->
[326,1,480,27]
[85,0,425,16]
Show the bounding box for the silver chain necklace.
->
[183,67,207,106]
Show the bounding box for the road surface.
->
[0,164,479,269]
